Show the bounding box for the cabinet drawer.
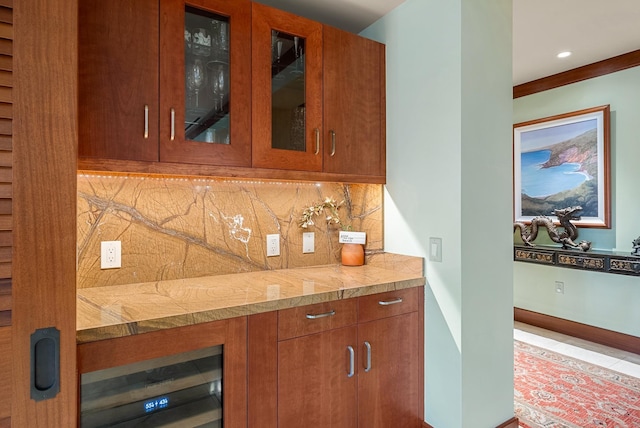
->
[358,288,420,323]
[278,299,357,341]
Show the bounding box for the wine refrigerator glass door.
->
[159,0,251,166]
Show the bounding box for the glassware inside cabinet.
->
[185,6,230,145]
[271,30,306,151]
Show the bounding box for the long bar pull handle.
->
[305,309,336,320]
[378,297,403,306]
[330,130,336,156]
[144,105,149,139]
[170,108,176,141]
[364,341,372,372]
[347,346,355,378]
[314,128,320,155]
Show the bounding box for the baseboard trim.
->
[423,416,518,428]
[515,307,640,354]
[496,416,519,428]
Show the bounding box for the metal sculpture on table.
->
[514,206,592,252]
[632,236,640,257]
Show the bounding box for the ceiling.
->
[256,0,640,85]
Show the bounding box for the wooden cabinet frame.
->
[77,317,247,428]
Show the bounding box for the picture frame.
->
[513,105,610,228]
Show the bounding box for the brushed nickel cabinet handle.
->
[305,309,335,320]
[143,105,149,139]
[378,297,403,306]
[314,128,320,155]
[364,341,371,372]
[329,130,336,156]
[170,108,176,141]
[347,346,355,378]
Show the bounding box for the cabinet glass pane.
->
[271,31,306,151]
[80,345,223,427]
[185,7,230,145]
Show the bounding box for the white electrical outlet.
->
[555,281,564,294]
[266,234,280,257]
[101,241,122,269]
[303,232,314,254]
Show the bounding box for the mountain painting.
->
[519,120,601,219]
[514,106,609,227]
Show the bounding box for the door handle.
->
[347,345,355,377]
[364,341,372,372]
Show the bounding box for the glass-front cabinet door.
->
[251,3,323,172]
[160,0,251,166]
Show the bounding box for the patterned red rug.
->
[515,340,640,428]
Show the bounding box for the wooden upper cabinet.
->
[79,0,251,167]
[323,26,385,178]
[159,0,251,166]
[78,0,160,162]
[251,3,323,172]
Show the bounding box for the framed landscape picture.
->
[513,105,611,228]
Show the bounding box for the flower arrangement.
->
[298,197,351,231]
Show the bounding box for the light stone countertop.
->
[77,253,425,343]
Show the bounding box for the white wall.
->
[362,0,514,426]
[514,66,640,337]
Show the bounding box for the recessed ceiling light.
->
[557,51,572,59]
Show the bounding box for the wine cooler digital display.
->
[80,345,223,427]
[144,396,169,413]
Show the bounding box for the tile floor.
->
[515,321,640,379]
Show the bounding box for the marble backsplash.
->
[77,173,383,288]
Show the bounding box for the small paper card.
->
[339,231,366,244]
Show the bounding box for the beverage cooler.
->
[80,345,223,427]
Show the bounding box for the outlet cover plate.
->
[303,232,314,253]
[266,234,280,257]
[101,241,122,269]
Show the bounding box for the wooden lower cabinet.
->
[77,317,247,428]
[249,287,424,427]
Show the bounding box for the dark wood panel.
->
[496,417,520,428]
[0,70,10,87]
[278,326,358,427]
[0,327,10,418]
[248,312,277,428]
[78,0,159,161]
[0,7,11,25]
[0,417,9,428]
[78,157,386,184]
[251,2,324,172]
[0,246,9,263]
[0,278,10,311]
[79,317,248,428]
[159,0,252,167]
[0,1,11,9]
[323,26,384,177]
[0,167,10,182]
[0,183,10,198]
[0,86,10,103]
[358,312,422,428]
[0,22,10,39]
[514,307,640,354]
[0,230,10,246]
[0,102,9,119]
[0,118,10,135]
[514,49,640,98]
[0,136,9,150]
[0,151,10,166]
[0,55,9,72]
[358,287,418,323]
[0,199,10,213]
[0,39,11,56]
[12,0,77,425]
[0,310,9,326]
[0,262,9,278]
[278,298,357,341]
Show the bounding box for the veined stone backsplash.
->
[77,173,383,288]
